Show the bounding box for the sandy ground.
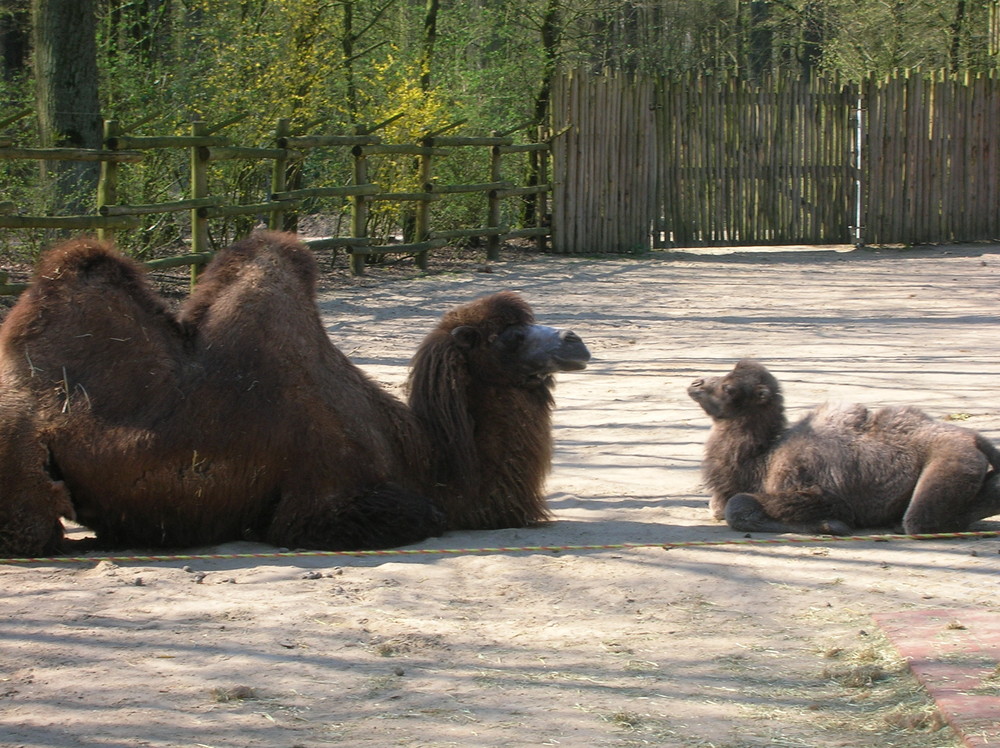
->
[2,243,1000,748]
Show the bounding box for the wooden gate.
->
[551,69,1000,253]
[549,71,659,254]
[550,70,858,253]
[652,75,858,248]
[863,72,1000,245]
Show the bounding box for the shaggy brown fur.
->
[688,359,1000,535]
[0,232,589,557]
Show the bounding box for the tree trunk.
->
[992,1,1000,63]
[748,0,772,83]
[419,0,439,92]
[31,0,102,212]
[534,0,560,129]
[619,1,640,76]
[525,0,560,228]
[949,0,967,73]
[799,0,825,80]
[342,0,358,122]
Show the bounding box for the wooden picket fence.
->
[0,115,550,293]
[551,68,1000,253]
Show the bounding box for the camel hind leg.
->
[901,449,992,534]
[725,492,852,536]
[964,472,1000,527]
[266,484,446,551]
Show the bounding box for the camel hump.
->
[0,236,183,386]
[200,230,316,287]
[182,231,318,329]
[0,237,173,350]
[32,237,147,291]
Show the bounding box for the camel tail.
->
[975,432,1000,474]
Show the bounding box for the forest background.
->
[1,0,998,259]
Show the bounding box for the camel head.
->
[444,291,590,388]
[688,358,783,421]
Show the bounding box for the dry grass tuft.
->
[211,685,257,702]
[822,662,886,687]
[883,705,947,732]
[606,710,644,729]
[372,633,446,657]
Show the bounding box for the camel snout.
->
[688,378,708,398]
[555,328,590,370]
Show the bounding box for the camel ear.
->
[754,384,772,403]
[451,326,480,349]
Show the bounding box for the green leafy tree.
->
[6,0,1000,260]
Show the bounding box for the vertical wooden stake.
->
[415,141,432,270]
[97,119,119,244]
[350,133,369,276]
[487,133,502,261]
[190,121,210,288]
[536,125,549,252]
[270,118,290,231]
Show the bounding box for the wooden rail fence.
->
[0,115,550,293]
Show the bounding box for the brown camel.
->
[688,359,1000,535]
[0,232,589,557]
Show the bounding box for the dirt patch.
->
[2,242,999,747]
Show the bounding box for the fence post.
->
[487,131,503,260]
[97,119,119,244]
[415,141,433,270]
[536,125,549,251]
[270,118,290,230]
[190,121,210,286]
[350,126,369,276]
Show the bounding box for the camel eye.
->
[722,384,735,395]
[496,326,526,350]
